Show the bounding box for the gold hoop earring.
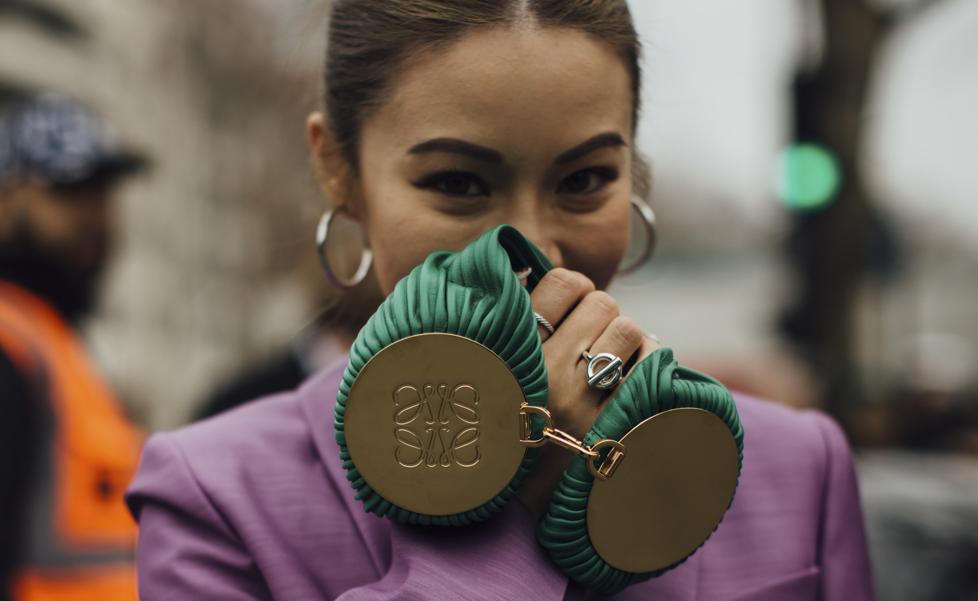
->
[618,197,657,275]
[316,206,373,289]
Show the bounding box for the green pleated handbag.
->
[334,224,744,595]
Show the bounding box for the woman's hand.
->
[515,268,660,519]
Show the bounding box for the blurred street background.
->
[1,1,976,599]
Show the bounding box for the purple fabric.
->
[126,356,874,600]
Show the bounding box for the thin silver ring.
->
[534,312,555,335]
[581,351,624,390]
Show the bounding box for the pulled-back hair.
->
[324,0,649,198]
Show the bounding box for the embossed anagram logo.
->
[393,384,481,468]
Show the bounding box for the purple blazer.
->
[126,356,874,600]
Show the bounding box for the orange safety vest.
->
[0,281,143,601]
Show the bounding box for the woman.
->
[126,1,874,599]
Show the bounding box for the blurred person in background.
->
[0,95,145,601]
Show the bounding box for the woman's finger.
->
[586,315,646,367]
[579,315,645,400]
[529,268,595,342]
[623,334,662,379]
[547,290,620,362]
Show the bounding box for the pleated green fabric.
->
[334,225,554,526]
[537,348,744,595]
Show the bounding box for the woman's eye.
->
[415,171,489,197]
[557,168,618,195]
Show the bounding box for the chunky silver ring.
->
[581,351,624,390]
[534,312,555,335]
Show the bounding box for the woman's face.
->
[314,26,635,295]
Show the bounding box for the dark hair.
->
[325,0,649,197]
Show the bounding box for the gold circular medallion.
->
[587,408,739,573]
[344,333,528,516]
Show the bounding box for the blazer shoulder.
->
[127,391,316,515]
[732,392,853,484]
[735,392,847,444]
[171,390,310,460]
[131,359,348,509]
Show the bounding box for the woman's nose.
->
[503,206,563,269]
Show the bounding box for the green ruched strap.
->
[537,348,745,595]
[334,225,554,526]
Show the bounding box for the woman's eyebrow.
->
[554,132,627,165]
[407,132,626,165]
[408,138,503,164]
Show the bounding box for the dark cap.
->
[0,94,148,188]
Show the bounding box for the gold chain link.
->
[519,404,627,481]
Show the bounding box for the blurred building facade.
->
[0,0,331,428]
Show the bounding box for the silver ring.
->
[534,312,555,335]
[581,351,623,390]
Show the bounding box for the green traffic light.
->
[777,143,841,211]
